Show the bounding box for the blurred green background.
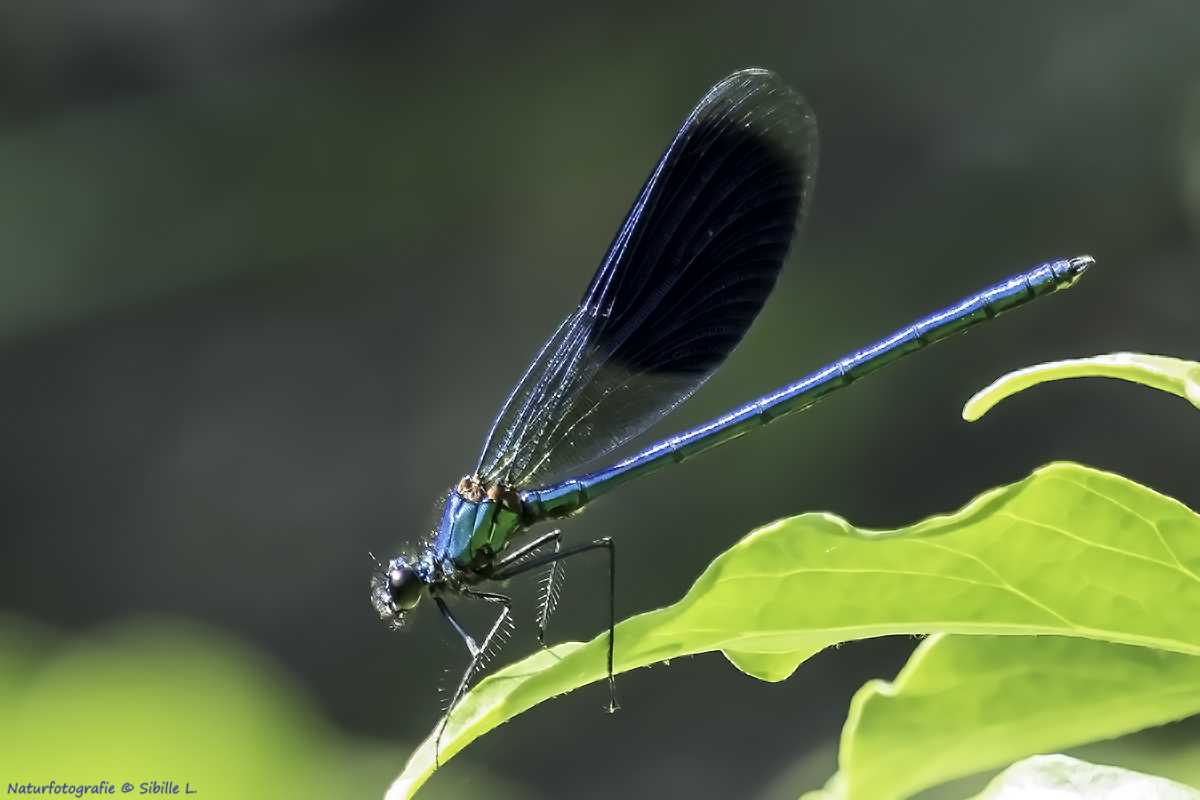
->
[1,2,1198,798]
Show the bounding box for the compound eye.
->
[388,566,424,611]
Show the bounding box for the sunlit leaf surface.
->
[970,754,1200,799]
[963,353,1200,421]
[390,462,1200,798]
[837,635,1200,800]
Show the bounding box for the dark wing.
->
[477,69,817,488]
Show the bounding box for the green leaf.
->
[385,643,595,800]
[390,462,1200,799]
[722,646,820,682]
[963,353,1200,421]
[836,635,1200,800]
[970,754,1200,799]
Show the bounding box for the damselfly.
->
[371,69,1091,740]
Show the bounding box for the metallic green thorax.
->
[431,476,524,569]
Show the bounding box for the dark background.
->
[1,1,1198,798]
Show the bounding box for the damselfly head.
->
[372,555,426,627]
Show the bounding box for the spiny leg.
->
[490,528,562,571]
[489,528,566,647]
[536,538,564,647]
[492,536,618,712]
[432,590,514,767]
